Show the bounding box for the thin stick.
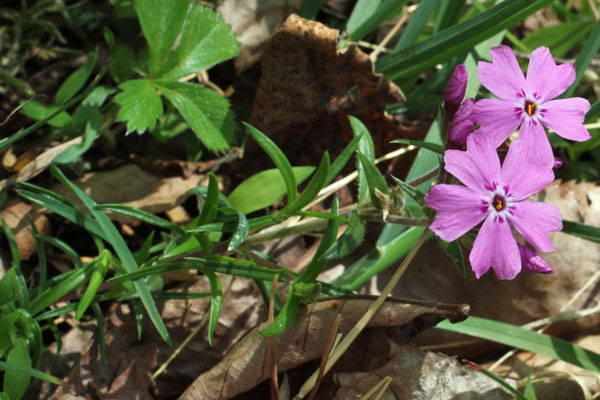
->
[307,314,341,400]
[369,11,409,63]
[294,228,430,399]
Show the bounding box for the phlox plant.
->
[427,45,590,280]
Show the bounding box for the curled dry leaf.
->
[335,341,512,400]
[367,180,600,355]
[0,199,51,260]
[51,163,207,223]
[179,296,468,400]
[249,14,418,169]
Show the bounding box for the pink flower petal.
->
[501,137,555,200]
[518,244,554,274]
[472,98,522,147]
[448,98,474,146]
[540,98,591,141]
[469,214,521,280]
[445,65,468,118]
[478,45,526,100]
[518,119,555,168]
[425,184,487,242]
[526,46,575,102]
[509,200,562,253]
[444,131,502,192]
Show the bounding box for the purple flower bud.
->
[518,244,554,274]
[445,65,468,119]
[448,98,474,147]
[553,157,563,169]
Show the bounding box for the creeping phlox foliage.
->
[426,45,591,280]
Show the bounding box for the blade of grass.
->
[50,164,171,345]
[563,20,600,98]
[94,204,185,234]
[0,361,63,386]
[394,0,440,51]
[562,220,600,244]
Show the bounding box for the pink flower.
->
[472,45,591,167]
[444,65,474,147]
[424,132,562,280]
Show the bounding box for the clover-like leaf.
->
[114,79,163,134]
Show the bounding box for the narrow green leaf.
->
[562,220,600,244]
[376,0,554,80]
[204,272,222,345]
[356,151,389,208]
[391,175,426,206]
[157,3,239,79]
[95,204,185,234]
[437,316,600,373]
[5,340,31,400]
[347,0,408,42]
[468,362,529,400]
[259,287,301,337]
[391,138,445,154]
[523,371,538,400]
[19,100,73,127]
[300,0,324,19]
[327,133,363,184]
[0,269,16,307]
[436,238,466,277]
[50,165,171,345]
[114,79,163,134]
[521,20,593,57]
[17,189,107,241]
[322,211,365,260]
[198,172,220,226]
[39,235,84,269]
[226,209,250,252]
[286,152,330,213]
[152,80,236,152]
[349,116,376,206]
[75,251,110,320]
[228,166,314,215]
[91,303,107,359]
[135,0,189,75]
[1,219,28,309]
[244,122,297,204]
[564,20,600,98]
[55,47,99,105]
[135,231,155,265]
[394,0,440,51]
[54,115,100,164]
[434,0,466,33]
[585,100,600,122]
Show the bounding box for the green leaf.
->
[156,3,239,79]
[19,101,72,128]
[50,165,171,345]
[286,152,330,214]
[327,133,363,184]
[1,219,28,309]
[226,209,250,252]
[197,172,221,226]
[204,272,222,346]
[523,371,538,400]
[153,80,236,153]
[135,0,189,76]
[391,138,445,154]
[114,79,163,134]
[244,122,297,204]
[55,47,99,105]
[434,0,466,33]
[394,0,440,51]
[293,281,321,304]
[436,238,466,277]
[468,362,529,400]
[299,0,324,19]
[347,0,408,42]
[562,220,600,244]
[135,231,155,265]
[4,339,31,400]
[356,152,389,209]
[54,115,100,164]
[94,204,185,234]
[521,20,593,58]
[104,27,136,83]
[563,20,600,98]
[390,175,426,207]
[376,0,554,80]
[259,286,301,337]
[228,167,314,215]
[322,211,365,260]
[75,251,110,320]
[0,268,16,307]
[438,316,600,373]
[349,116,376,206]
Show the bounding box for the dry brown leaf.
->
[335,341,512,400]
[217,0,302,72]
[361,180,600,356]
[0,137,82,191]
[0,199,51,260]
[51,163,206,223]
[179,296,468,400]
[249,14,417,170]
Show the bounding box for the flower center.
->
[525,100,537,116]
[493,195,505,211]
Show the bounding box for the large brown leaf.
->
[179,296,468,399]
